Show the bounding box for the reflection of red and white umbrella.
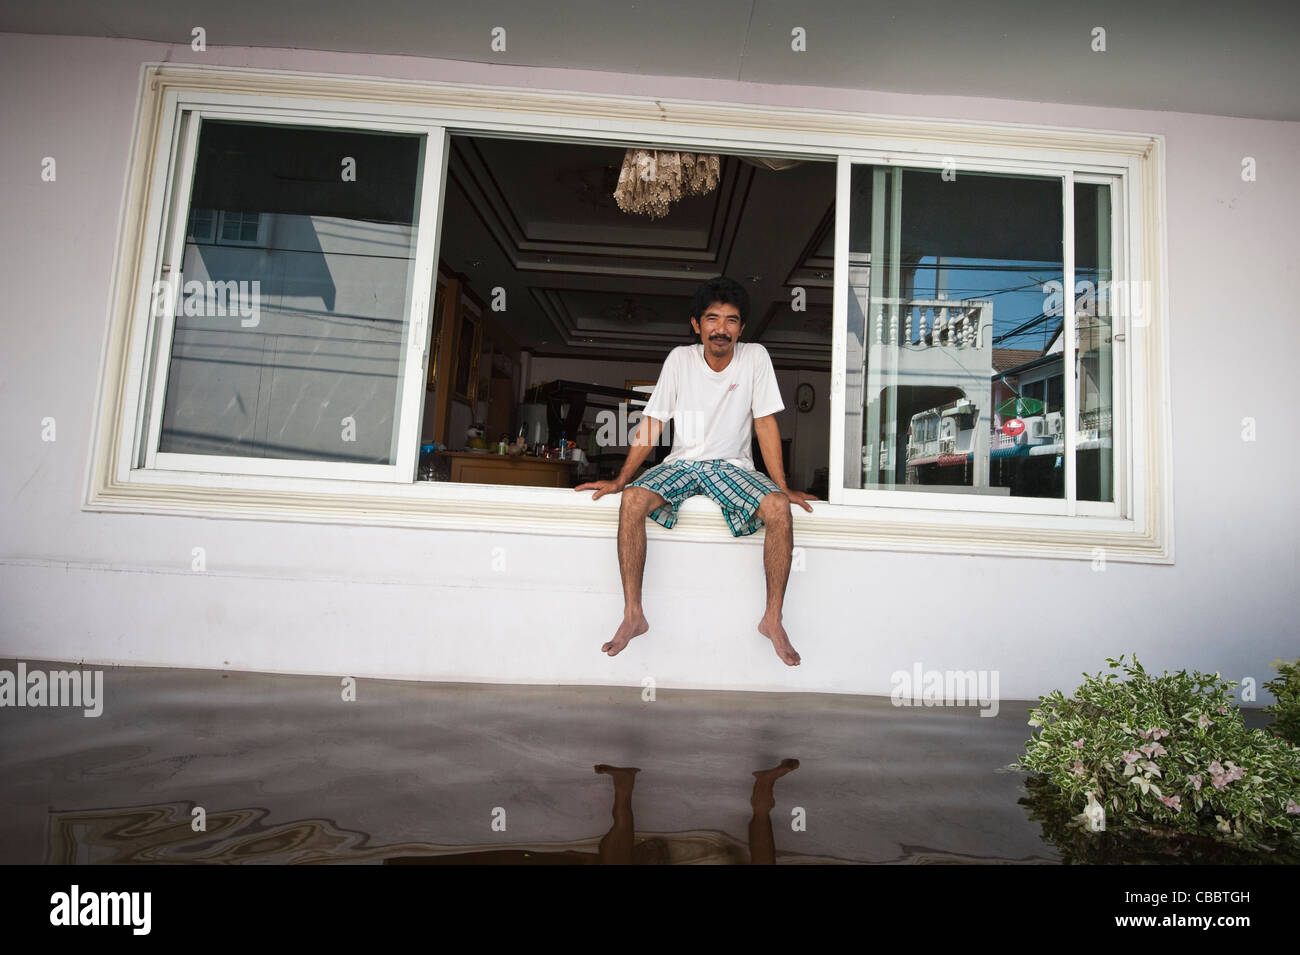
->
[1002,418,1026,437]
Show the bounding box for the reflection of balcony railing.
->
[872,299,993,348]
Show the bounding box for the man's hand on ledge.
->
[576,478,627,501]
[782,489,818,513]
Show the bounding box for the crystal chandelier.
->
[612,149,721,220]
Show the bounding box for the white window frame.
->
[133,102,449,482]
[829,160,1129,519]
[86,64,1172,564]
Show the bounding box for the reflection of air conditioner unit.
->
[1045,412,1064,435]
[1026,418,1046,439]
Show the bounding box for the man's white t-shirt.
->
[641,342,784,470]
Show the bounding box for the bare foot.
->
[758,617,801,666]
[602,613,648,656]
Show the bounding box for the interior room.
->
[420,135,837,495]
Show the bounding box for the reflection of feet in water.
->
[595,764,640,865]
[751,758,800,809]
[749,758,800,865]
[594,764,641,782]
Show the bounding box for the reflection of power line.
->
[941,279,1050,297]
[994,311,1054,345]
[910,262,1061,271]
[992,289,1103,346]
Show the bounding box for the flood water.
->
[0,659,1282,864]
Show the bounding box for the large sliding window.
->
[831,160,1123,517]
[94,69,1167,560]
[139,109,447,481]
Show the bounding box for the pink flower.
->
[1070,760,1087,777]
[1160,794,1182,812]
[1215,706,1228,715]
[1122,750,1141,764]
[1226,765,1245,782]
[1136,728,1152,739]
[1188,774,1203,791]
[1286,799,1299,815]
[1211,774,1230,791]
[1198,714,1213,729]
[1139,742,1167,757]
[1072,738,1085,748]
[1151,727,1169,740]
[1208,760,1224,775]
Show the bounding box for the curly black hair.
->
[689,275,749,328]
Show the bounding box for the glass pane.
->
[158,119,424,464]
[843,165,1065,497]
[1075,182,1114,502]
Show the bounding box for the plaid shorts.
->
[629,459,784,537]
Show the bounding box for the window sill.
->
[84,467,1172,564]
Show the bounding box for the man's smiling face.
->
[691,301,744,363]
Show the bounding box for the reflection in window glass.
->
[158,120,423,464]
[843,166,1065,497]
[1075,182,1114,503]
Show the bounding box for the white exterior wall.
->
[1,34,1296,701]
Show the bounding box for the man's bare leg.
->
[594,764,639,864]
[603,486,665,656]
[755,492,800,666]
[748,758,800,864]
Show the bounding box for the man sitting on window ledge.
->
[576,276,817,666]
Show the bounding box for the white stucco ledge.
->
[85,468,1172,564]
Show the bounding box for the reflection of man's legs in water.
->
[748,758,800,865]
[594,764,640,864]
[595,760,797,864]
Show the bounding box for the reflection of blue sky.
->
[909,256,1111,353]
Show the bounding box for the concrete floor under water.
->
[0,659,1276,864]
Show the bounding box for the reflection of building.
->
[849,277,996,489]
[904,333,1114,499]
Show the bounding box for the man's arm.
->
[575,414,664,500]
[754,414,816,512]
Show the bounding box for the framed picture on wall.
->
[454,296,483,405]
[426,278,446,392]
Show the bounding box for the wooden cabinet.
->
[426,267,517,447]
[438,451,578,488]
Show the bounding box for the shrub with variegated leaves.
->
[1264,657,1300,747]
[1012,655,1300,853]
